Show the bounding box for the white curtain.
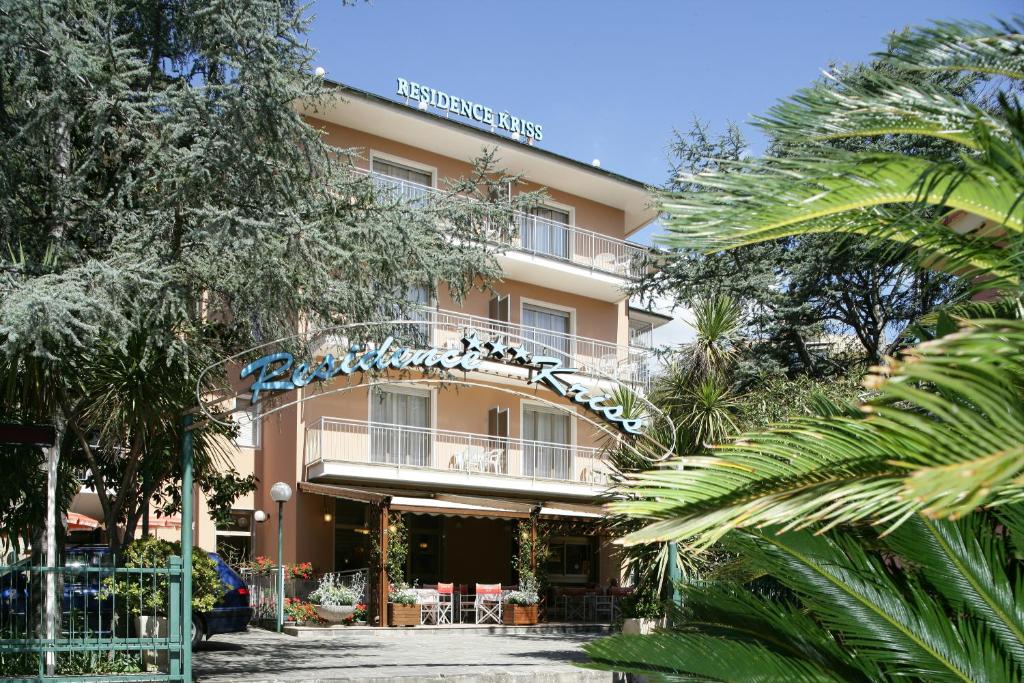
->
[520,207,570,259]
[371,389,431,466]
[523,408,571,479]
[522,304,570,363]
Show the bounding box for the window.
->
[370,387,431,466]
[216,510,254,565]
[233,405,260,448]
[545,537,594,584]
[520,206,571,259]
[522,404,571,479]
[371,158,433,203]
[522,303,571,364]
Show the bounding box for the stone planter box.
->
[502,604,538,625]
[134,615,169,671]
[388,602,419,627]
[315,604,356,623]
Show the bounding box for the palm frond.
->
[886,513,1024,670]
[885,17,1024,80]
[613,319,1024,548]
[583,632,852,682]
[731,529,1011,682]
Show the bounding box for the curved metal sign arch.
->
[197,319,676,464]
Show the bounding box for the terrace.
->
[304,417,612,499]
[360,169,650,282]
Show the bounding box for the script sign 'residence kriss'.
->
[240,331,642,435]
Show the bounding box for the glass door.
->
[522,406,571,480]
[520,206,570,260]
[522,303,571,365]
[370,387,431,466]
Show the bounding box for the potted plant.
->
[308,573,362,623]
[619,589,663,635]
[387,586,419,627]
[503,573,539,625]
[100,537,223,669]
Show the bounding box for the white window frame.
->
[232,396,261,449]
[367,384,437,434]
[519,399,576,446]
[520,296,576,361]
[528,198,575,227]
[369,150,437,189]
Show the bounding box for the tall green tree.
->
[0,0,537,550]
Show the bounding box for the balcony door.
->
[370,387,431,467]
[520,206,571,260]
[522,405,572,480]
[371,157,433,203]
[522,303,571,365]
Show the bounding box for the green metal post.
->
[667,540,681,614]
[181,415,194,683]
[276,501,285,632]
[168,555,182,678]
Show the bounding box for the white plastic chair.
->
[475,583,502,624]
[484,448,503,473]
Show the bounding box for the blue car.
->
[0,546,251,648]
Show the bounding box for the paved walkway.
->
[193,626,615,682]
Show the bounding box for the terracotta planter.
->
[502,604,538,625]
[315,604,356,624]
[388,602,419,627]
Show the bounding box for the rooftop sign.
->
[396,78,544,142]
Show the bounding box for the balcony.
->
[361,170,649,281]
[383,307,655,392]
[304,417,612,499]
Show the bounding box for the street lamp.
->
[269,482,293,633]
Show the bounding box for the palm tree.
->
[585,18,1024,683]
[612,18,1024,545]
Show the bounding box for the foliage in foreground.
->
[588,16,1024,683]
[586,509,1024,682]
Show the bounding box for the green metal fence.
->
[0,556,185,682]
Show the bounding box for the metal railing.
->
[422,308,654,391]
[241,568,368,626]
[0,558,184,681]
[363,169,648,279]
[304,417,612,486]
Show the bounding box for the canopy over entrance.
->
[298,482,604,520]
[298,482,606,625]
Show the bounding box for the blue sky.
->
[307,0,1016,190]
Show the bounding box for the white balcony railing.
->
[305,417,611,487]
[361,170,649,279]
[402,308,655,391]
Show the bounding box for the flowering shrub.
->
[309,574,357,607]
[342,603,368,625]
[505,572,539,606]
[243,557,314,579]
[283,598,323,624]
[289,562,314,580]
[245,556,275,574]
[388,585,417,606]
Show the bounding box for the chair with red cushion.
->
[474,583,502,624]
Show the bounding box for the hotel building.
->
[186,81,666,618]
